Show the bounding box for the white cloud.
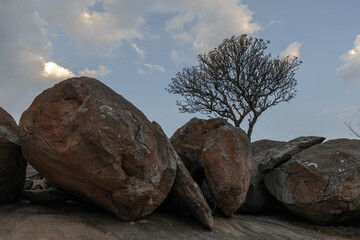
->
[163,0,260,53]
[336,35,360,84]
[79,65,111,77]
[34,0,260,56]
[43,62,75,79]
[131,43,146,59]
[0,0,56,122]
[144,64,165,72]
[280,42,302,58]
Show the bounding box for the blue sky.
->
[1,0,360,141]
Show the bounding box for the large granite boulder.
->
[0,107,27,201]
[171,118,252,217]
[240,137,325,213]
[264,139,360,224]
[19,77,177,220]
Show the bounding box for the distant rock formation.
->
[265,139,360,224]
[0,107,27,202]
[239,137,325,213]
[19,77,177,221]
[171,118,252,217]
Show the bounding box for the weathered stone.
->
[171,118,252,217]
[22,187,68,203]
[264,139,360,224]
[169,154,214,230]
[0,107,27,202]
[239,140,285,213]
[19,77,177,220]
[258,136,325,173]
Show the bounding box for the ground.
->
[0,201,359,240]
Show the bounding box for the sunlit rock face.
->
[19,77,177,220]
[171,118,252,217]
[0,107,27,202]
[265,139,360,224]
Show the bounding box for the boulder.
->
[258,136,325,173]
[19,77,177,220]
[171,118,252,217]
[264,139,360,224]
[239,140,285,213]
[168,153,214,230]
[0,107,27,202]
[240,137,325,213]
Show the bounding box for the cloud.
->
[163,0,261,53]
[144,64,165,72]
[280,42,302,58]
[336,35,360,84]
[79,65,111,77]
[34,0,260,56]
[131,43,146,59]
[43,62,75,79]
[138,63,165,75]
[0,0,56,121]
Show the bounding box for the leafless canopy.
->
[346,109,360,138]
[167,35,302,138]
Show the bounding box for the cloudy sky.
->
[1,0,360,141]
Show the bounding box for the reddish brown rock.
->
[19,77,177,220]
[169,153,214,230]
[0,107,27,202]
[264,139,360,224]
[171,118,252,217]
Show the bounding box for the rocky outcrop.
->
[258,136,325,173]
[0,202,350,240]
[240,137,325,213]
[264,139,360,224]
[169,154,214,230]
[19,77,177,220]
[239,140,285,213]
[171,118,252,217]
[0,107,26,202]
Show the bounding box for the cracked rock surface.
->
[0,107,27,202]
[171,118,252,217]
[19,77,177,220]
[264,139,360,224]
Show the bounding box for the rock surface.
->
[239,140,285,213]
[0,202,347,240]
[240,137,325,213]
[171,118,252,217]
[19,77,177,220]
[0,107,26,202]
[265,139,360,224]
[168,154,214,229]
[258,136,325,173]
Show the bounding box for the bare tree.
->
[167,35,302,138]
[346,109,360,138]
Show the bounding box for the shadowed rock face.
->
[19,77,177,220]
[239,140,285,213]
[0,107,27,202]
[265,139,360,224]
[240,137,325,213]
[171,118,252,217]
[168,153,214,230]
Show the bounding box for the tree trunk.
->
[247,115,259,140]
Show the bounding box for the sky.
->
[1,0,360,141]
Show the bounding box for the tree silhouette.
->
[167,35,302,138]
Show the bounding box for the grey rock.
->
[264,139,360,224]
[258,136,325,173]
